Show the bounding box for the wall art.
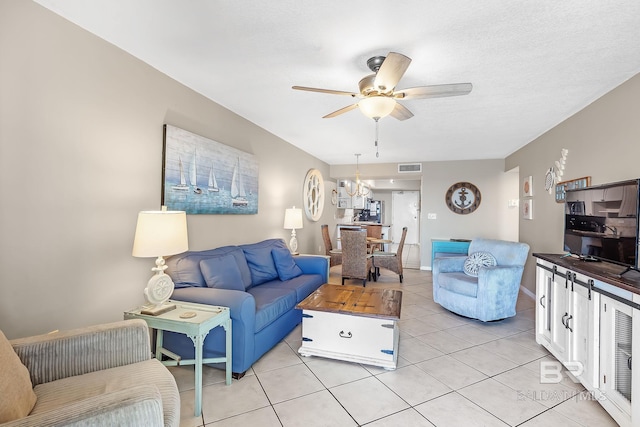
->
[522,199,533,220]
[445,182,481,215]
[162,124,259,214]
[523,176,533,197]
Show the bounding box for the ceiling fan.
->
[292,52,473,121]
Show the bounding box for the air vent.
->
[398,163,422,173]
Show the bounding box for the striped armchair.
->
[4,320,179,427]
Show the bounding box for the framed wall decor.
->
[522,199,533,220]
[303,169,324,221]
[555,176,591,203]
[523,176,533,197]
[162,124,259,214]
[445,182,481,215]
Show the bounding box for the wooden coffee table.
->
[296,284,402,369]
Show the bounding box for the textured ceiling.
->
[35,0,640,166]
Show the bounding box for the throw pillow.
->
[242,246,279,286]
[0,330,37,423]
[199,255,245,291]
[463,251,497,277]
[271,247,303,281]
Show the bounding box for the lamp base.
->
[141,302,176,316]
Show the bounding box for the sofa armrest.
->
[11,320,151,387]
[171,287,256,330]
[294,255,329,282]
[2,385,164,427]
[476,265,524,308]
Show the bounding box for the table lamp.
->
[132,206,188,315]
[283,206,303,255]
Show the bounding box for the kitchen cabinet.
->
[337,181,352,208]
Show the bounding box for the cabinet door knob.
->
[561,312,568,327]
[339,331,352,339]
[566,315,573,332]
[539,295,546,308]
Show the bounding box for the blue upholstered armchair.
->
[432,238,530,322]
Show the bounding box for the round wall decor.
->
[303,169,324,221]
[445,182,481,215]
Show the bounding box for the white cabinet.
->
[337,181,352,208]
[535,255,640,427]
[535,260,599,388]
[598,290,633,426]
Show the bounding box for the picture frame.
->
[162,124,259,214]
[522,199,533,220]
[555,176,591,203]
[523,176,533,197]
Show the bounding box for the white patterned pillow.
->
[463,251,497,277]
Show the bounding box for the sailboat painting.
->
[162,124,258,214]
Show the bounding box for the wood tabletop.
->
[297,284,402,320]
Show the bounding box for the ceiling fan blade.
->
[373,52,411,93]
[390,102,414,121]
[394,83,473,99]
[323,103,359,118]
[292,86,359,97]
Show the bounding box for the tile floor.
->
[170,268,618,427]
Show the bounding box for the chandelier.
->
[345,154,370,197]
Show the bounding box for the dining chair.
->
[365,224,383,253]
[341,229,374,286]
[372,227,408,283]
[321,224,342,267]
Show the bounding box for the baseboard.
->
[520,285,535,300]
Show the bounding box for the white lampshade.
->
[358,96,396,119]
[132,209,189,258]
[283,207,303,230]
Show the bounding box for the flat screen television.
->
[564,179,640,270]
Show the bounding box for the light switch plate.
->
[427,213,437,220]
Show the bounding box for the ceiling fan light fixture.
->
[358,96,396,119]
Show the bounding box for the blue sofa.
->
[162,239,328,377]
[432,238,530,322]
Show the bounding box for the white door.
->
[391,191,420,269]
[391,191,419,244]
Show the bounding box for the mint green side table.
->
[124,300,231,417]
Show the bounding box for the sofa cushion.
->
[271,273,324,302]
[199,255,245,291]
[463,251,497,277]
[241,241,284,286]
[247,285,297,332]
[166,246,252,289]
[438,272,479,298]
[271,247,303,281]
[0,330,37,423]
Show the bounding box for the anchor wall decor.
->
[445,182,482,215]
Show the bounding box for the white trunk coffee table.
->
[296,284,402,369]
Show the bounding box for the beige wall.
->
[331,160,520,268]
[420,159,519,267]
[0,1,336,338]
[506,73,640,294]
